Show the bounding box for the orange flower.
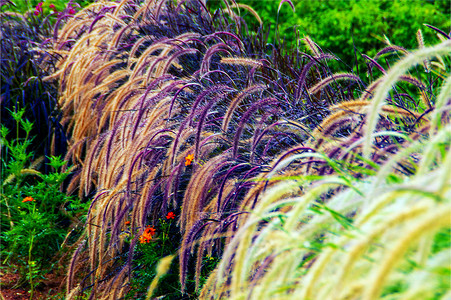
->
[166,212,175,220]
[139,226,156,244]
[185,154,194,166]
[22,196,35,203]
[139,235,151,244]
[145,225,156,236]
[125,221,130,225]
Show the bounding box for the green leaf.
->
[20,119,34,134]
[0,125,10,140]
[47,155,67,171]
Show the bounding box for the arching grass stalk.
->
[145,255,175,300]
[363,40,451,159]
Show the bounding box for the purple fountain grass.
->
[363,54,387,74]
[221,84,266,133]
[216,162,251,212]
[295,53,337,101]
[423,23,451,40]
[169,84,235,167]
[200,42,234,74]
[194,89,234,157]
[43,0,436,298]
[373,45,409,61]
[232,97,280,158]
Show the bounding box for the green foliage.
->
[126,212,220,299]
[126,215,185,299]
[2,0,92,14]
[432,228,451,254]
[238,0,450,62]
[0,109,88,294]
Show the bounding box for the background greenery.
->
[3,0,92,13]
[221,0,450,64]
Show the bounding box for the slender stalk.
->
[28,232,35,300]
[28,203,36,300]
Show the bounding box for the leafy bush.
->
[1,0,91,15]
[124,212,208,299]
[237,0,450,63]
[0,109,87,296]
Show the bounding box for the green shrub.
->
[1,0,92,14]
[237,0,450,63]
[0,109,88,297]
[124,212,220,299]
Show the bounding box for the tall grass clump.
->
[0,109,88,296]
[200,41,451,299]
[44,0,364,297]
[43,0,450,298]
